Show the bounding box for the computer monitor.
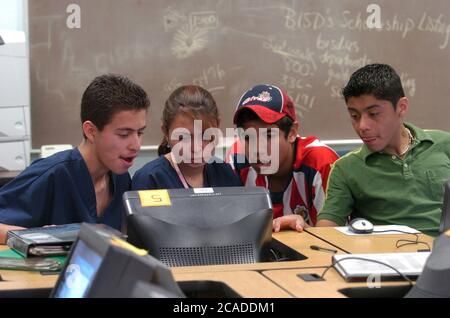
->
[51,223,184,298]
[440,180,450,233]
[123,187,273,267]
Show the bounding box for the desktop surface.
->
[305,227,434,254]
[0,229,436,298]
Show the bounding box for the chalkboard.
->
[29,0,450,148]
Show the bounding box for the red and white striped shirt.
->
[229,137,339,225]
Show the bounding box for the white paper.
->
[335,225,421,236]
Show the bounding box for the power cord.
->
[269,249,290,262]
[320,256,414,286]
[269,248,279,261]
[396,239,431,251]
[372,230,431,252]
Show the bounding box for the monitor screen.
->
[52,240,102,298]
[51,223,184,298]
[123,187,273,267]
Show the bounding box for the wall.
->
[28,0,450,149]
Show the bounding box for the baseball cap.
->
[233,84,296,125]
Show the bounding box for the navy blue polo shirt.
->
[131,156,242,190]
[0,148,130,230]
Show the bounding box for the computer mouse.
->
[348,218,374,234]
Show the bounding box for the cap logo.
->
[241,91,272,106]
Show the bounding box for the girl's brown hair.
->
[158,85,220,156]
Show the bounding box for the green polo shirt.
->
[318,123,450,237]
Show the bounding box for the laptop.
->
[332,252,431,281]
[439,180,450,233]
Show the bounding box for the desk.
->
[261,267,411,298]
[259,227,435,298]
[305,227,434,254]
[0,260,292,298]
[0,253,291,298]
[174,271,293,298]
[0,228,435,297]
[0,246,58,291]
[0,266,293,298]
[0,231,338,295]
[0,269,58,291]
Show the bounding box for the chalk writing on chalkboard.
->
[29,0,450,148]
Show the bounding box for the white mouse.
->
[348,218,374,234]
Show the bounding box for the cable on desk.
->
[269,248,290,262]
[372,230,431,252]
[396,239,431,251]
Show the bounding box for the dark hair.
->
[80,74,150,137]
[235,108,294,138]
[158,85,219,156]
[342,63,405,109]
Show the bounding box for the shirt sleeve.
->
[310,156,334,220]
[131,169,158,190]
[301,145,339,225]
[0,171,54,227]
[216,162,244,187]
[317,163,354,226]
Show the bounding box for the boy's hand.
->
[272,215,309,232]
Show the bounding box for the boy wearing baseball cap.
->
[230,84,339,232]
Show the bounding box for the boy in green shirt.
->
[277,63,450,236]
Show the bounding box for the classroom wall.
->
[22,1,447,172]
[28,0,450,150]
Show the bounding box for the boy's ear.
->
[82,121,98,143]
[396,97,409,118]
[288,121,299,143]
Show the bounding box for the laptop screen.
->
[52,240,102,298]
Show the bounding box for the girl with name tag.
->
[132,85,241,190]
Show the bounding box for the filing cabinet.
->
[0,30,30,172]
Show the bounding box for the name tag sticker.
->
[138,190,171,207]
[110,237,148,256]
[193,188,214,194]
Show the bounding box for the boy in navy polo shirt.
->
[229,84,339,232]
[0,74,150,243]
